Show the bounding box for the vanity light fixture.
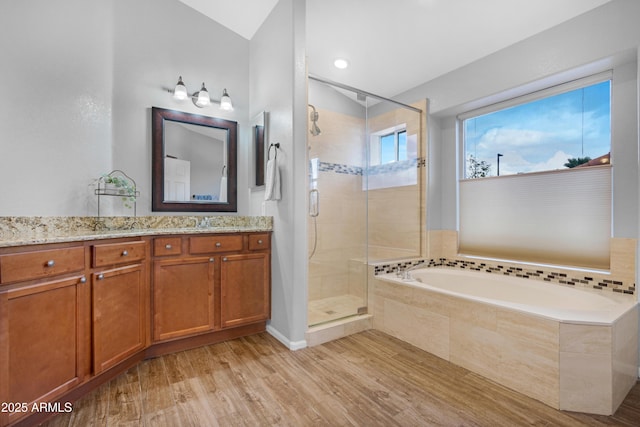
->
[220,88,233,111]
[173,76,188,100]
[169,76,233,111]
[194,82,210,107]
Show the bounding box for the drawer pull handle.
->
[165,244,172,249]
[97,274,104,280]
[215,242,222,247]
[121,250,129,256]
[46,260,55,267]
[209,258,214,262]
[80,276,87,283]
[258,240,263,244]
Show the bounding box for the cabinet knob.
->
[97,274,104,280]
[46,259,55,267]
[165,244,172,249]
[209,258,214,262]
[222,257,228,262]
[215,242,222,247]
[79,276,87,283]
[121,250,129,256]
[258,240,263,244]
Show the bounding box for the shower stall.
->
[307,76,424,328]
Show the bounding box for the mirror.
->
[252,111,267,187]
[152,107,237,212]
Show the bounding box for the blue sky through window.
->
[464,80,611,178]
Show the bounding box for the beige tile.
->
[560,323,611,354]
[449,298,497,331]
[612,306,639,411]
[560,352,613,415]
[449,319,502,382]
[441,230,458,258]
[498,309,559,349]
[609,237,637,282]
[499,337,559,409]
[382,299,450,361]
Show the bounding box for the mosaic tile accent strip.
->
[368,158,419,175]
[374,257,635,295]
[317,159,423,177]
[318,161,363,176]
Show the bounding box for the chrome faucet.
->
[400,261,425,280]
[197,216,212,228]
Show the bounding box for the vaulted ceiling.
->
[179,0,612,98]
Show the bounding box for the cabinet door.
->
[220,253,270,329]
[152,257,215,342]
[92,264,146,374]
[0,276,86,426]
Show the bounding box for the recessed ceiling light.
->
[334,58,349,69]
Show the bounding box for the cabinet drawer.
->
[0,246,85,284]
[248,233,270,251]
[190,235,244,254]
[154,237,182,257]
[93,241,146,267]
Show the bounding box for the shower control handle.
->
[309,189,319,217]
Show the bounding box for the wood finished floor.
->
[41,330,640,427]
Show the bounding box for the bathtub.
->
[373,267,638,415]
[386,267,636,324]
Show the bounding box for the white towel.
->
[219,176,227,203]
[264,157,281,201]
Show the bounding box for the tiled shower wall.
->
[308,109,367,301]
[367,101,425,261]
[307,100,426,303]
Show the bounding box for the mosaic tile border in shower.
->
[318,161,363,176]
[373,257,636,295]
[317,159,423,177]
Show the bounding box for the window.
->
[379,130,407,164]
[368,126,416,190]
[458,72,612,270]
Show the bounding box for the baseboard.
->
[266,324,307,350]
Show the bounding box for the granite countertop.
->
[0,216,273,248]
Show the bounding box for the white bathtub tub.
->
[373,267,639,415]
[380,267,636,325]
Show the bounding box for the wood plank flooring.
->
[41,330,640,426]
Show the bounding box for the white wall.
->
[0,0,250,216]
[249,0,308,349]
[0,0,113,215]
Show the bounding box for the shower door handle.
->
[309,189,319,217]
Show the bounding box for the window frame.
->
[458,70,612,180]
[370,125,407,166]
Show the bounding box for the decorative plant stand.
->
[94,170,139,217]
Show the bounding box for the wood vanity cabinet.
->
[91,240,148,374]
[220,252,270,328]
[0,244,89,427]
[152,256,216,341]
[0,230,269,426]
[152,232,271,343]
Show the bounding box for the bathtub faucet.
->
[399,261,425,280]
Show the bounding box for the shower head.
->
[308,104,321,136]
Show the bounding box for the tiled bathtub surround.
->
[373,257,636,295]
[370,273,638,415]
[0,216,273,247]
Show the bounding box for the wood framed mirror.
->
[152,107,237,212]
